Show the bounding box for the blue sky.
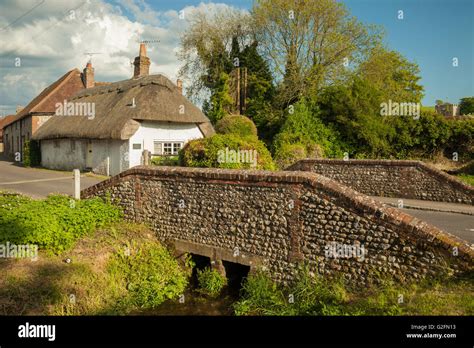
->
[112,0,473,105]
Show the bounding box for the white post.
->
[106,156,110,176]
[73,169,80,200]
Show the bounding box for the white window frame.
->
[153,141,184,156]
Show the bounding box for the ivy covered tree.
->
[239,41,278,144]
[204,72,234,124]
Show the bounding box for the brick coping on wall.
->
[288,159,474,195]
[82,165,474,264]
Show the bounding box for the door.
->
[129,141,143,168]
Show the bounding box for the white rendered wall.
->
[128,121,204,167]
[41,138,128,176]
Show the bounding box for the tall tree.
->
[358,46,424,103]
[205,72,234,124]
[178,8,252,104]
[252,0,381,105]
[459,97,474,115]
[239,41,278,142]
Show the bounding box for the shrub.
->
[196,267,227,297]
[179,134,276,170]
[109,241,188,308]
[273,99,344,167]
[0,193,123,254]
[151,156,179,166]
[274,142,325,169]
[215,115,258,138]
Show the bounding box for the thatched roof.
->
[33,74,214,140]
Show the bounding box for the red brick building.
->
[0,115,16,154]
[2,65,96,160]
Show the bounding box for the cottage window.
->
[163,143,173,155]
[153,141,183,156]
[173,143,182,153]
[153,141,162,155]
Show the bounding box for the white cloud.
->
[0,0,241,114]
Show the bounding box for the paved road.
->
[0,158,472,244]
[397,208,474,244]
[373,196,474,215]
[0,157,103,199]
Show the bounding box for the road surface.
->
[0,157,103,199]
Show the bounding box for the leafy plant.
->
[109,241,188,308]
[196,267,227,297]
[215,115,258,139]
[22,140,41,167]
[151,156,179,166]
[0,193,123,254]
[179,134,276,170]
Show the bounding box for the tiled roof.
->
[0,115,16,129]
[14,69,85,122]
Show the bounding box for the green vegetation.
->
[457,174,474,186]
[0,193,123,254]
[109,241,188,309]
[204,72,234,124]
[0,222,188,315]
[273,99,344,168]
[151,156,179,166]
[178,0,473,168]
[22,140,41,167]
[196,267,228,297]
[234,269,474,316]
[459,97,474,115]
[215,115,258,138]
[179,134,275,170]
[180,114,276,170]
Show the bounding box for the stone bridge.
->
[81,166,473,284]
[287,159,474,204]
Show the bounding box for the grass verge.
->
[234,268,474,316]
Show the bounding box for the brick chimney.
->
[176,79,183,94]
[83,61,95,88]
[133,43,150,78]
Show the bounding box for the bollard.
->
[73,169,80,200]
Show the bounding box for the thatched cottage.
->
[33,44,214,176]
